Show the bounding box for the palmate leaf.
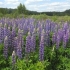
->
[57,55,70,70]
[1,67,11,70]
[65,48,70,58]
[58,46,65,55]
[65,61,70,70]
[0,43,6,65]
[16,59,27,70]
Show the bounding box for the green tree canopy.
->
[17,3,27,14]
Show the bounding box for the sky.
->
[0,0,70,12]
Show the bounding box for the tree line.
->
[0,3,70,16]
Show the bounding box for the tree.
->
[17,3,27,14]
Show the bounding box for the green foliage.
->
[0,44,12,70]
[16,59,27,70]
[0,13,3,17]
[17,3,27,14]
[16,59,49,70]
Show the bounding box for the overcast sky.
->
[0,0,70,12]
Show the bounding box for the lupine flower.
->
[13,37,18,53]
[37,27,39,37]
[23,23,28,35]
[41,29,45,37]
[3,36,8,58]
[32,28,36,36]
[25,32,31,54]
[8,27,12,50]
[45,30,50,46]
[52,33,57,44]
[12,51,16,70]
[12,51,16,65]
[66,29,70,41]
[63,22,68,33]
[63,34,67,48]
[56,35,60,49]
[18,29,24,47]
[31,35,36,52]
[46,21,51,31]
[29,23,34,35]
[4,23,8,38]
[12,24,16,38]
[37,26,42,40]
[0,23,4,43]
[17,41,22,59]
[12,25,16,51]
[39,36,44,61]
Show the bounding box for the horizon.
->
[0,0,70,12]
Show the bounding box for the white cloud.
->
[4,0,20,8]
[0,0,70,12]
[24,0,44,5]
[0,2,3,5]
[5,0,19,2]
[5,0,20,5]
[26,1,70,12]
[0,2,3,7]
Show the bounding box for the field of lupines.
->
[0,17,70,70]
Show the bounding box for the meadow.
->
[0,15,70,70]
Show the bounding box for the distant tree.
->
[64,9,70,15]
[22,4,27,14]
[17,3,27,14]
[0,8,8,14]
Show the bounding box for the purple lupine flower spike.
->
[41,29,45,37]
[8,26,12,49]
[45,30,50,46]
[63,34,67,48]
[12,24,16,38]
[25,32,31,54]
[3,36,8,58]
[4,23,8,38]
[17,41,22,59]
[39,36,44,61]
[31,35,36,52]
[12,51,16,70]
[0,23,4,43]
[18,29,24,47]
[12,25,17,52]
[13,37,18,53]
[52,33,56,44]
[56,35,60,49]
[32,28,36,36]
[12,51,16,65]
